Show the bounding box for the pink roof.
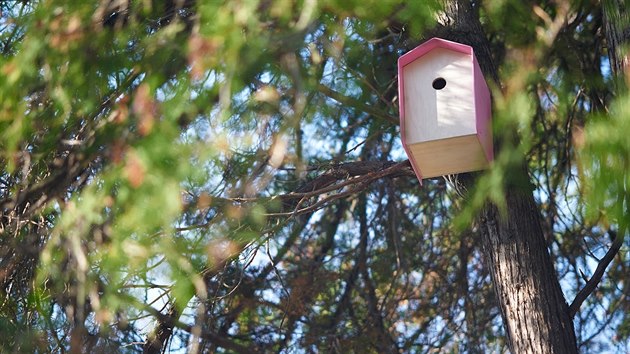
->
[398,37,473,68]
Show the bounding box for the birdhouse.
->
[398,37,493,180]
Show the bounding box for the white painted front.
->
[403,48,476,144]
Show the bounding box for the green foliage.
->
[580,87,630,230]
[0,0,629,353]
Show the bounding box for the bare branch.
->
[317,83,399,125]
[267,160,412,217]
[142,303,255,354]
[181,160,413,223]
[569,230,624,317]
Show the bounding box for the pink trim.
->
[398,37,493,183]
[398,38,473,68]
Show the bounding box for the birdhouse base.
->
[406,134,491,179]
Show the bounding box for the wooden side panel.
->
[406,135,489,178]
[473,55,494,162]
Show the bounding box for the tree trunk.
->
[434,1,579,352]
[603,0,630,75]
[478,188,577,353]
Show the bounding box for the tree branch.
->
[142,302,254,354]
[317,84,399,125]
[269,160,412,217]
[181,160,413,221]
[143,305,178,354]
[569,229,624,317]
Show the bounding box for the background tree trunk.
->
[437,1,579,352]
[603,0,630,75]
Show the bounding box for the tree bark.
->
[603,0,630,75]
[478,188,577,353]
[434,1,579,352]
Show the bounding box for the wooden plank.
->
[407,134,489,178]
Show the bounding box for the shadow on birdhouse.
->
[398,37,493,181]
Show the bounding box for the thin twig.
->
[317,83,399,125]
[265,182,368,217]
[569,229,624,317]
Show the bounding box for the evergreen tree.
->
[0,1,628,352]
